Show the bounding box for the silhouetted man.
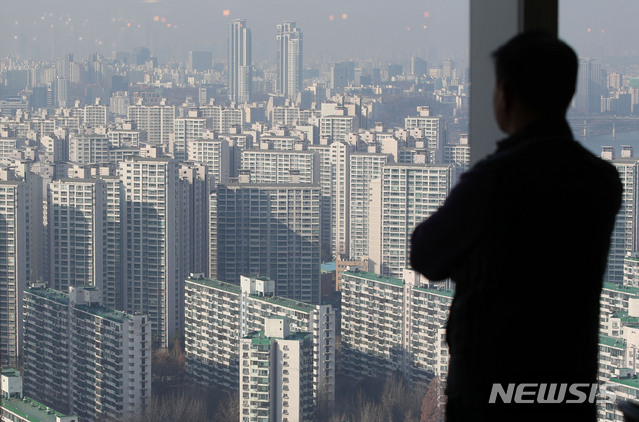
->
[410,31,622,421]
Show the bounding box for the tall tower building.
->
[276,21,303,100]
[119,157,186,348]
[48,178,107,293]
[228,19,252,104]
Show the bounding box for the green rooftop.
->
[599,335,626,349]
[414,286,455,298]
[244,330,311,343]
[1,396,75,422]
[74,304,134,324]
[610,376,639,388]
[250,293,316,313]
[342,270,404,287]
[1,368,21,377]
[26,287,69,305]
[186,277,242,295]
[610,310,639,325]
[186,276,317,312]
[602,282,639,296]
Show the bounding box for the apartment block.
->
[0,169,43,368]
[240,149,319,184]
[368,164,454,278]
[173,114,205,161]
[23,285,151,421]
[127,105,175,146]
[48,178,106,293]
[83,104,107,128]
[210,182,321,304]
[608,158,639,283]
[187,138,231,187]
[200,105,245,133]
[340,269,452,385]
[68,135,110,164]
[119,157,187,348]
[185,274,335,407]
[348,152,390,260]
[404,106,442,153]
[240,318,314,422]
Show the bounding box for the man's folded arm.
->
[410,165,492,281]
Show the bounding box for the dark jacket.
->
[410,118,622,419]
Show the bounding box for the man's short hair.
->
[492,31,578,116]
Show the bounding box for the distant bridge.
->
[568,116,639,139]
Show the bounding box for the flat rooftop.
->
[342,270,404,287]
[1,396,74,422]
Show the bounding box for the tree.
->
[420,376,445,422]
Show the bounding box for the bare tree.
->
[213,391,239,422]
[420,377,445,422]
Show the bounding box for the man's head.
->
[492,31,578,134]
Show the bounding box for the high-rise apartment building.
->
[173,113,206,161]
[185,274,335,407]
[119,157,186,347]
[602,156,638,283]
[228,19,252,103]
[0,167,43,368]
[68,134,110,165]
[330,141,351,258]
[210,182,321,303]
[187,51,213,72]
[179,162,209,276]
[240,318,314,422]
[369,164,455,278]
[340,269,452,385]
[320,115,357,144]
[48,178,107,293]
[200,105,245,133]
[404,106,442,155]
[99,175,125,310]
[576,58,604,114]
[187,138,231,187]
[23,285,151,421]
[348,153,390,260]
[308,145,333,258]
[240,149,319,184]
[127,105,175,146]
[276,21,303,100]
[83,104,107,128]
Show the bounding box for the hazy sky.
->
[0,0,469,64]
[1,0,638,67]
